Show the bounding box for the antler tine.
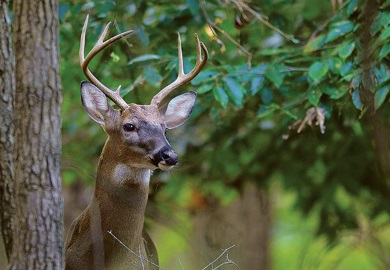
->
[151,33,208,107]
[80,15,134,110]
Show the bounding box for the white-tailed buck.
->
[65,15,208,270]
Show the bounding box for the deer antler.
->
[80,15,133,110]
[150,33,208,107]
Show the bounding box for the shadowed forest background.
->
[1,0,390,269]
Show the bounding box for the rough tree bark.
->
[0,0,16,260]
[0,0,64,269]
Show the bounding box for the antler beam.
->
[80,15,133,110]
[150,33,209,106]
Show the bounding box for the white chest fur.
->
[114,164,151,185]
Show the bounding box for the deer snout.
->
[152,145,178,169]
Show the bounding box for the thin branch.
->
[200,1,253,69]
[201,245,237,270]
[108,230,164,270]
[230,0,299,44]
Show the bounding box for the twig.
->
[201,245,237,270]
[230,0,299,44]
[108,230,164,270]
[213,253,240,270]
[178,258,185,270]
[200,1,253,69]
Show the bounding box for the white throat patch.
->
[114,164,151,185]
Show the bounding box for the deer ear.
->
[80,81,115,126]
[160,91,196,129]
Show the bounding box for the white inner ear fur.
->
[81,82,112,125]
[163,92,196,129]
[114,164,151,185]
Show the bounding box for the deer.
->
[65,15,208,270]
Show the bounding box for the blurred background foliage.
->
[58,0,390,269]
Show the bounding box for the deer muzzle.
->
[152,145,178,170]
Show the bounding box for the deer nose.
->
[154,145,178,166]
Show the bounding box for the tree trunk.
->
[0,0,16,261]
[7,0,64,269]
[191,183,271,269]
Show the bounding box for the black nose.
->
[154,145,178,166]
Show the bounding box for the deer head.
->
[79,15,208,171]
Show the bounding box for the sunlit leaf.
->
[109,51,120,63]
[338,42,355,61]
[326,21,354,43]
[308,62,329,83]
[308,86,322,106]
[379,44,390,60]
[304,35,326,53]
[328,57,342,74]
[379,12,390,27]
[379,27,390,42]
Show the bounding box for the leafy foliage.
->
[60,0,390,247]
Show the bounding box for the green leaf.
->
[308,86,322,106]
[186,0,199,15]
[191,71,219,85]
[374,84,390,110]
[326,21,354,43]
[144,66,162,87]
[213,86,229,108]
[197,84,213,94]
[127,54,160,66]
[322,85,348,99]
[257,104,279,118]
[308,62,329,83]
[110,52,120,63]
[338,42,355,61]
[379,44,390,60]
[352,89,363,110]
[265,64,286,88]
[328,57,342,74]
[374,64,390,85]
[304,35,326,53]
[223,77,244,107]
[346,0,359,16]
[340,61,353,77]
[379,12,390,27]
[250,76,264,96]
[261,87,273,105]
[379,27,390,42]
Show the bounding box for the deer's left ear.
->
[160,91,196,129]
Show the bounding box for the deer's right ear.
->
[80,81,115,126]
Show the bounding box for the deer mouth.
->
[149,146,178,170]
[149,157,177,171]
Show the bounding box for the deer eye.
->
[123,123,135,132]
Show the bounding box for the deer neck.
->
[91,138,151,245]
